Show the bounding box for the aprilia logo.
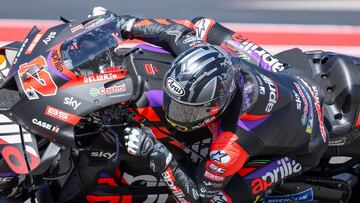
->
[166,77,185,96]
[251,157,302,195]
[240,41,285,72]
[260,74,278,113]
[162,169,187,203]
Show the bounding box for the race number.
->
[18,56,58,100]
[0,114,40,174]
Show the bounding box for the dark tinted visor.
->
[163,93,219,123]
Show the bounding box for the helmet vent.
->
[321,57,329,64]
[334,113,342,121]
[342,94,351,114]
[327,87,333,93]
[312,58,321,64]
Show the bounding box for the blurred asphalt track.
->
[1,0,360,55]
[0,0,360,25]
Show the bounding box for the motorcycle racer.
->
[90,8,329,202]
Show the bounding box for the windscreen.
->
[61,22,119,75]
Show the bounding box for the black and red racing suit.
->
[121,16,329,202]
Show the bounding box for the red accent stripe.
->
[1,20,360,47]
[86,195,121,203]
[0,138,8,145]
[149,126,168,139]
[97,178,118,186]
[136,106,161,122]
[239,32,360,46]
[60,71,127,89]
[169,140,186,149]
[239,113,270,121]
[355,113,360,127]
[238,167,257,176]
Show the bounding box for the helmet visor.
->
[163,93,219,123]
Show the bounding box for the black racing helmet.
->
[163,45,238,132]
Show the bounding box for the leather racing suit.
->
[120,16,329,203]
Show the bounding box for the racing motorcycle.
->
[0,13,359,203]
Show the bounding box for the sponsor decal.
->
[244,82,254,94]
[18,56,58,100]
[255,76,266,95]
[89,84,127,97]
[183,36,202,44]
[105,66,121,73]
[192,116,216,130]
[32,118,59,133]
[166,77,185,96]
[83,73,118,84]
[45,105,81,125]
[25,31,45,55]
[292,90,302,110]
[298,77,326,142]
[249,157,302,195]
[203,180,222,187]
[210,150,231,163]
[260,74,278,113]
[204,170,225,182]
[294,82,313,133]
[166,30,182,42]
[70,24,84,33]
[64,97,81,110]
[207,163,226,174]
[144,63,159,76]
[51,49,63,72]
[18,38,29,57]
[230,37,284,72]
[329,137,347,146]
[264,188,313,203]
[259,86,266,95]
[90,151,116,159]
[210,191,230,203]
[311,85,327,142]
[0,177,13,184]
[84,18,106,30]
[43,31,56,45]
[162,168,188,203]
[195,18,212,39]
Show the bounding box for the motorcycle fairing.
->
[0,15,137,147]
[0,112,40,174]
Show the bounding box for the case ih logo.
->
[45,106,81,125]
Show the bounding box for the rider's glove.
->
[124,127,173,173]
[124,127,155,156]
[88,7,108,18]
[116,16,138,39]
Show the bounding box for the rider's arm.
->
[125,127,249,203]
[121,17,206,55]
[191,17,288,72]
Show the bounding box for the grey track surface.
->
[0,0,359,25]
